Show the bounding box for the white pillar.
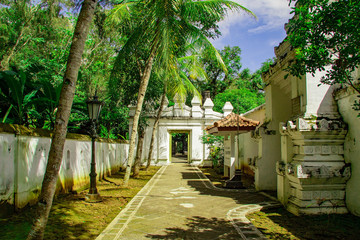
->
[222,102,234,117]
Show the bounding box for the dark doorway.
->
[170,132,189,163]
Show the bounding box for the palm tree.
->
[109,0,254,185]
[26,0,98,239]
[145,50,212,170]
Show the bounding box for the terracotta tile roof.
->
[206,113,260,134]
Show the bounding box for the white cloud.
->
[218,0,293,36]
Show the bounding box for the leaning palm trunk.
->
[123,46,157,186]
[133,129,145,178]
[146,91,166,170]
[26,0,97,239]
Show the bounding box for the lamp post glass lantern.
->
[86,94,104,202]
[87,95,104,121]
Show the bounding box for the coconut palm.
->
[26,0,98,239]
[145,48,214,170]
[109,0,254,185]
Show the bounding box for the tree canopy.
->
[287,0,360,94]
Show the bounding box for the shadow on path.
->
[146,216,240,240]
[182,167,268,205]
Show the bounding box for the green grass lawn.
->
[0,167,160,240]
[247,207,360,240]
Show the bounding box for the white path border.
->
[227,202,281,240]
[97,165,280,240]
[194,166,281,240]
[191,166,256,192]
[96,165,168,240]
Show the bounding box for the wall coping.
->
[0,123,128,144]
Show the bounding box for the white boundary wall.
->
[0,133,129,210]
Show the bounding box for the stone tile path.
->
[96,158,279,240]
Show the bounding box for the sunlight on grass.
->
[0,167,160,240]
[247,207,360,240]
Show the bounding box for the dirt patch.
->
[247,207,360,240]
[0,167,160,240]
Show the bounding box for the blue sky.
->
[211,0,294,72]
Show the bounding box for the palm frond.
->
[184,0,256,20]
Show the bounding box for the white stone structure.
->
[258,29,353,215]
[129,95,231,166]
[230,24,360,216]
[334,69,360,217]
[237,104,266,189]
[0,129,129,214]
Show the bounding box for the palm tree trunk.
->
[123,47,157,186]
[145,91,166,170]
[133,128,145,178]
[26,0,97,239]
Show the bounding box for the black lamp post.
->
[85,94,104,202]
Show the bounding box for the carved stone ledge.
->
[280,118,347,134]
[286,163,351,180]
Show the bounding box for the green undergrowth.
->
[0,167,160,240]
[247,207,360,240]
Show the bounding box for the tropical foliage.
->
[198,45,242,97]
[0,0,268,139]
[0,0,130,138]
[107,0,254,185]
[0,0,275,238]
[211,57,274,114]
[287,0,360,94]
[201,133,224,169]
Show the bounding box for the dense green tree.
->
[212,58,274,114]
[0,1,128,136]
[287,0,360,94]
[0,1,41,70]
[78,3,124,97]
[0,0,74,76]
[199,45,242,97]
[30,79,62,129]
[235,58,275,92]
[98,103,128,139]
[213,88,264,114]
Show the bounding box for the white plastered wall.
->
[336,88,360,216]
[241,105,266,175]
[0,133,129,210]
[261,78,292,191]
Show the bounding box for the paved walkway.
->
[97,157,278,240]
